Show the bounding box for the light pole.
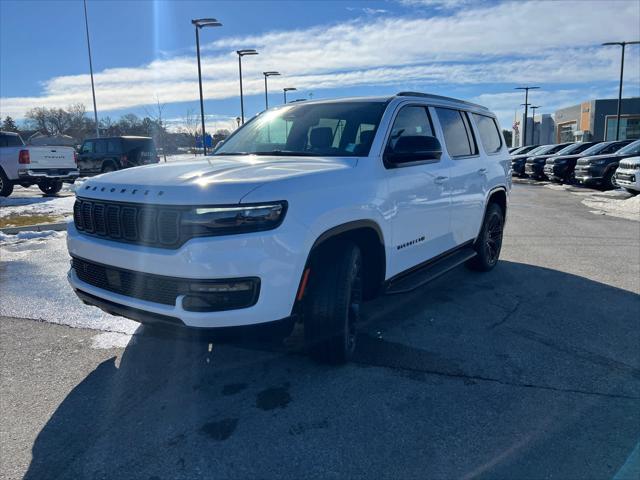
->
[516,86,539,146]
[283,87,297,104]
[263,71,280,109]
[530,105,541,144]
[602,41,640,140]
[83,0,99,137]
[236,49,258,124]
[191,18,222,155]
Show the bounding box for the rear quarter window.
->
[0,134,23,147]
[435,107,477,157]
[472,113,502,154]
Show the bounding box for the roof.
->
[273,91,489,112]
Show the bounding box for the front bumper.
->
[66,220,310,328]
[18,168,80,181]
[615,170,639,189]
[524,163,546,178]
[575,166,604,185]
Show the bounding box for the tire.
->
[563,170,576,185]
[624,188,639,196]
[467,202,505,272]
[303,241,362,364]
[0,169,14,197]
[101,162,117,173]
[603,169,617,190]
[38,180,63,195]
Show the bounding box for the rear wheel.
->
[303,241,362,364]
[39,180,63,195]
[101,162,117,173]
[0,170,14,197]
[467,202,504,272]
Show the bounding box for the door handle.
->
[434,176,448,185]
[477,168,488,175]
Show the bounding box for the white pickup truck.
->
[0,131,79,196]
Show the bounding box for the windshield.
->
[555,142,595,155]
[214,101,388,157]
[617,140,640,155]
[580,142,610,156]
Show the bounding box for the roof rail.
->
[396,91,488,110]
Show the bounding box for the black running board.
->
[385,246,477,295]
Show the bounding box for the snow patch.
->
[0,230,64,245]
[0,195,75,219]
[581,194,640,221]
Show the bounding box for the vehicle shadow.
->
[23,261,640,479]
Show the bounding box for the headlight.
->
[180,201,287,237]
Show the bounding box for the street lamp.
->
[602,41,640,140]
[263,71,280,109]
[530,105,541,144]
[516,86,539,146]
[191,18,222,155]
[236,49,258,124]
[283,87,297,104]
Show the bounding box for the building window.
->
[605,115,640,141]
[557,121,577,143]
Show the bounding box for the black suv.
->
[575,139,640,190]
[77,136,158,176]
[544,140,632,184]
[513,143,570,177]
[524,142,588,180]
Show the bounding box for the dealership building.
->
[554,97,640,143]
[512,97,640,147]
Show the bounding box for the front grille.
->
[74,198,183,248]
[618,161,639,170]
[71,256,260,311]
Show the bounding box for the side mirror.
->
[384,135,442,165]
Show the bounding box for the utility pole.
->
[83,0,99,137]
[516,86,539,146]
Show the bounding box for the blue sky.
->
[1,0,639,132]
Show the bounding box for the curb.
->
[1,221,68,235]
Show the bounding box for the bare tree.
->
[145,97,168,162]
[180,108,200,154]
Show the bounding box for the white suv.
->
[67,92,510,363]
[615,156,640,194]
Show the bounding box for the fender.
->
[473,186,508,243]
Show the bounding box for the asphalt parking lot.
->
[1,182,639,480]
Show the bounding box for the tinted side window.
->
[0,135,7,147]
[388,106,434,150]
[95,140,107,154]
[436,108,474,157]
[107,140,120,153]
[81,141,94,154]
[472,113,502,154]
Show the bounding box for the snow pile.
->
[0,195,75,219]
[0,232,139,334]
[582,194,640,221]
[0,229,64,245]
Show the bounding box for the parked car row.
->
[511,139,640,193]
[0,133,159,197]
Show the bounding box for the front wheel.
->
[39,180,63,195]
[624,188,639,196]
[303,241,362,364]
[467,203,504,272]
[603,169,617,190]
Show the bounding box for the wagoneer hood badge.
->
[77,156,354,205]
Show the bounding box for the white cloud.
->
[1,1,638,120]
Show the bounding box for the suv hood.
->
[577,153,622,163]
[77,156,356,205]
[526,154,555,163]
